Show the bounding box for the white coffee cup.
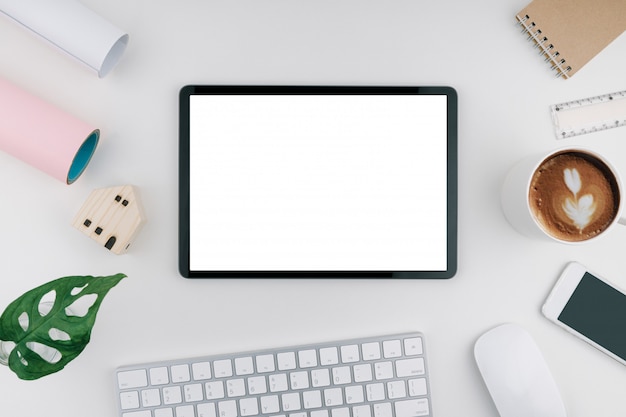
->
[501,147,626,243]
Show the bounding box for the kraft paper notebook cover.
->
[516,0,626,78]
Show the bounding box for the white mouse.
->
[474,323,567,417]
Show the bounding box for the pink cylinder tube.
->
[0,77,99,184]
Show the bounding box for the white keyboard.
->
[115,333,433,417]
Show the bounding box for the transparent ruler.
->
[551,90,626,139]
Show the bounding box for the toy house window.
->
[105,236,116,250]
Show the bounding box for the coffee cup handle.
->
[619,217,626,226]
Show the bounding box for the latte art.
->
[529,151,620,242]
[562,168,596,231]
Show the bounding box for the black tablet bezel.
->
[179,85,457,279]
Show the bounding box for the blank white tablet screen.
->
[189,94,448,271]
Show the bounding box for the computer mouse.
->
[474,323,567,417]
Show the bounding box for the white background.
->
[0,1,626,416]
[189,94,448,271]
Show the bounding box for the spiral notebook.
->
[516,0,626,78]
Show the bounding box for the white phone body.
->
[543,261,626,366]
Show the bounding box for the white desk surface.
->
[1,1,626,416]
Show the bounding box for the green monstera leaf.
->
[0,273,126,380]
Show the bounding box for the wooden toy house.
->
[72,185,146,254]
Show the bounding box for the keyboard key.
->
[408,378,428,397]
[395,358,425,378]
[269,373,289,392]
[120,391,140,410]
[163,386,182,405]
[247,376,267,394]
[240,397,259,416]
[387,381,407,399]
[260,395,280,414]
[226,378,246,397]
[303,389,322,409]
[403,338,423,356]
[382,340,402,358]
[175,405,194,417]
[340,345,360,363]
[205,381,225,399]
[361,343,381,361]
[150,367,169,385]
[277,352,297,370]
[331,408,349,417]
[311,368,331,387]
[192,362,212,380]
[256,354,275,373]
[281,392,301,411]
[197,403,217,417]
[154,408,174,417]
[290,371,310,389]
[218,400,238,417]
[312,410,329,417]
[323,387,343,406]
[123,411,151,417]
[353,364,373,382]
[366,383,385,401]
[298,349,318,368]
[373,402,392,417]
[345,385,364,404]
[319,347,339,365]
[171,365,190,383]
[184,383,203,402]
[332,366,351,384]
[235,357,254,375]
[118,369,148,389]
[374,362,394,380]
[394,399,429,417]
[353,405,372,417]
[214,360,233,378]
[141,389,161,407]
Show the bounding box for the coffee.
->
[529,151,620,242]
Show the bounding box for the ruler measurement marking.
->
[551,90,626,139]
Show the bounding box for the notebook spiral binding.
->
[516,14,572,79]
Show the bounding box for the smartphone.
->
[542,261,626,366]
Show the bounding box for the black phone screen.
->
[558,272,626,361]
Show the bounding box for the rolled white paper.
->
[0,77,100,184]
[0,0,128,77]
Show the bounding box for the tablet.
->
[179,86,457,278]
